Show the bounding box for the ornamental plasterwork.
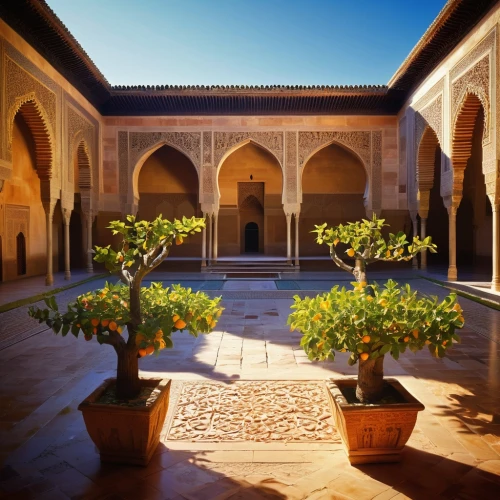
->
[286,131,298,203]
[67,104,95,188]
[4,58,57,164]
[451,55,490,143]
[167,381,336,442]
[238,182,264,208]
[5,205,29,258]
[129,131,201,173]
[118,131,129,197]
[298,131,371,170]
[371,132,382,210]
[213,131,284,169]
[203,131,212,165]
[415,94,443,149]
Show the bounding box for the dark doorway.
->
[245,222,259,253]
[0,235,3,281]
[17,232,26,276]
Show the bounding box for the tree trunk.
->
[356,355,384,403]
[116,345,141,399]
[353,258,367,283]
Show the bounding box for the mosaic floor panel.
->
[167,381,339,443]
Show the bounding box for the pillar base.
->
[64,271,71,280]
[447,266,458,281]
[86,266,94,274]
[491,280,500,292]
[45,275,53,286]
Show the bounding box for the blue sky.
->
[46,0,446,86]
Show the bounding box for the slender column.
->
[420,218,428,270]
[85,210,95,273]
[43,199,56,286]
[208,213,213,264]
[294,213,300,267]
[448,205,458,281]
[201,213,207,268]
[286,212,292,264]
[63,209,72,280]
[409,210,418,269]
[213,213,218,263]
[492,204,500,291]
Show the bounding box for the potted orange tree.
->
[288,217,464,464]
[29,215,223,465]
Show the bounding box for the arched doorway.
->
[16,232,26,276]
[301,142,367,266]
[137,144,201,268]
[218,142,283,256]
[244,222,259,253]
[452,94,491,277]
[3,110,49,280]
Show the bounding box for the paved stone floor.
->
[1,272,500,499]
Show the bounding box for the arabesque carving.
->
[238,182,264,208]
[118,131,129,197]
[298,131,371,169]
[214,131,284,169]
[286,131,298,203]
[203,131,212,165]
[5,205,29,258]
[129,131,201,172]
[167,381,336,442]
[452,55,490,142]
[68,105,94,187]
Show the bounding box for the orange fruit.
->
[91,318,100,327]
[109,321,118,331]
[119,255,124,262]
[155,329,163,339]
[442,340,448,346]
[425,340,432,345]
[360,352,369,361]
[175,319,187,329]
[312,313,322,322]
[101,319,109,327]
[76,323,81,328]
[117,326,123,334]
[378,299,387,307]
[362,335,371,343]
[403,336,410,342]
[316,341,324,349]
[333,238,340,246]
[145,345,154,355]
[175,235,183,245]
[112,295,119,300]
[210,320,217,328]
[452,303,461,312]
[458,316,465,323]
[386,250,391,258]
[172,314,180,323]
[411,329,419,339]
[347,248,355,257]
[158,339,166,349]
[207,315,213,324]
[138,348,147,357]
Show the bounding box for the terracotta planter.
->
[78,378,171,466]
[327,378,424,464]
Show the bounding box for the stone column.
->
[62,208,72,280]
[201,213,207,268]
[42,199,57,286]
[286,212,292,264]
[207,213,213,264]
[294,213,300,267]
[213,213,218,263]
[409,210,418,269]
[84,210,95,273]
[447,205,458,281]
[420,217,428,270]
[492,203,500,291]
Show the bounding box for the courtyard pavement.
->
[0,271,500,499]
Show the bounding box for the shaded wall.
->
[300,143,367,257]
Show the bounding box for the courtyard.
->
[1,269,500,499]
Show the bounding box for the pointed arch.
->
[76,140,92,190]
[216,139,283,200]
[132,140,199,201]
[16,232,26,276]
[417,126,440,193]
[240,194,264,212]
[452,92,485,172]
[8,93,54,181]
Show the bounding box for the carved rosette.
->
[128,131,201,177]
[452,55,490,142]
[213,132,284,169]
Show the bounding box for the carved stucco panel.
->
[203,131,212,165]
[371,132,382,210]
[238,182,264,208]
[452,55,490,143]
[5,205,29,258]
[298,131,371,170]
[202,165,215,203]
[67,105,95,188]
[213,131,284,169]
[5,58,57,162]
[286,131,298,204]
[129,132,201,173]
[415,94,443,148]
[118,131,129,200]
